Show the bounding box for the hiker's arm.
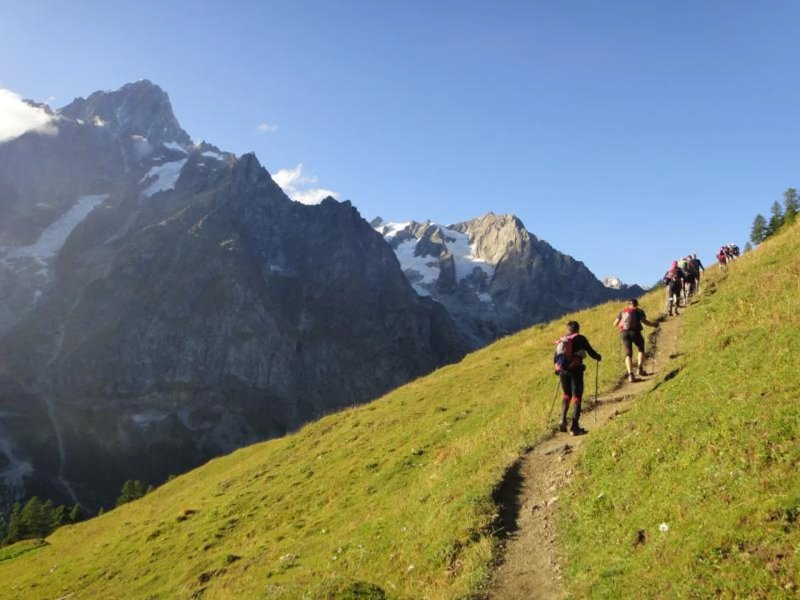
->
[643,318,659,328]
[583,339,602,361]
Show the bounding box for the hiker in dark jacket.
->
[553,320,601,436]
[690,253,705,292]
[613,298,659,382]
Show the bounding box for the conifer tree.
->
[750,214,767,245]
[744,241,753,253]
[51,505,69,528]
[116,479,146,506]
[69,503,83,524]
[767,201,784,236]
[0,513,6,543]
[784,188,798,224]
[4,503,23,544]
[21,496,49,538]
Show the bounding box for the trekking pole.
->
[594,361,599,424]
[546,377,561,427]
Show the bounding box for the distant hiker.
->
[663,261,684,315]
[717,246,728,269]
[683,255,699,299]
[690,253,705,292]
[613,298,659,383]
[553,321,601,436]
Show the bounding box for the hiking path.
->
[487,303,685,599]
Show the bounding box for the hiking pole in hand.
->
[594,360,599,425]
[546,377,561,428]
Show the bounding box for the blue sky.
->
[1,0,798,285]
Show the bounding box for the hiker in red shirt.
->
[613,298,659,383]
[553,320,601,436]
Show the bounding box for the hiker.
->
[613,298,659,382]
[683,255,698,299]
[663,261,684,315]
[717,246,728,269]
[690,253,705,292]
[553,320,601,436]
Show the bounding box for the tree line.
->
[1,479,150,546]
[750,188,798,245]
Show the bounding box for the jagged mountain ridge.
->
[0,80,465,508]
[374,213,645,347]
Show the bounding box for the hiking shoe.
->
[558,422,568,433]
[569,426,588,436]
[638,368,649,376]
[628,373,637,383]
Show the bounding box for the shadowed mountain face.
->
[374,213,645,347]
[0,81,465,509]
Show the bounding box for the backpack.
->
[554,333,580,373]
[663,267,680,285]
[618,307,641,331]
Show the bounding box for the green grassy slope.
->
[561,224,800,597]
[0,291,660,598]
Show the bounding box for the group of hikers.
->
[552,252,710,436]
[717,243,740,268]
[662,254,705,315]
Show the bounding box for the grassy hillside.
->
[5,223,797,599]
[561,223,800,597]
[0,288,660,598]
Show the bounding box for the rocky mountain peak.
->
[58,80,191,146]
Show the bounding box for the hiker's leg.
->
[570,371,585,431]
[622,332,633,375]
[559,372,571,430]
[633,333,646,375]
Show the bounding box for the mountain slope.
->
[2,224,797,598]
[374,213,645,347]
[0,81,465,509]
[0,281,664,598]
[559,223,800,597]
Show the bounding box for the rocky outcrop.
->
[0,81,466,509]
[375,213,645,347]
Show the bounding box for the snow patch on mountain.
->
[163,141,187,153]
[202,150,225,161]
[140,159,188,197]
[4,194,110,260]
[441,227,494,281]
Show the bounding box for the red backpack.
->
[618,307,641,331]
[554,333,580,373]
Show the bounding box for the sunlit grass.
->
[560,222,800,597]
[0,282,661,598]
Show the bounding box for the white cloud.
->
[272,163,339,205]
[256,122,279,134]
[0,88,58,143]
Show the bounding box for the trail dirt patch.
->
[487,308,684,599]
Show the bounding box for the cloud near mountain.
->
[0,88,58,142]
[272,162,339,204]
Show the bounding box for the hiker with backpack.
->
[613,298,659,383]
[553,320,602,436]
[663,261,684,315]
[717,246,728,269]
[683,255,699,299]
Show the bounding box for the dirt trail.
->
[487,306,684,599]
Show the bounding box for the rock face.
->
[0,81,465,509]
[375,214,645,347]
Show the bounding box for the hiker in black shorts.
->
[613,298,659,383]
[553,321,602,436]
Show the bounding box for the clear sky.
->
[1,0,798,285]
